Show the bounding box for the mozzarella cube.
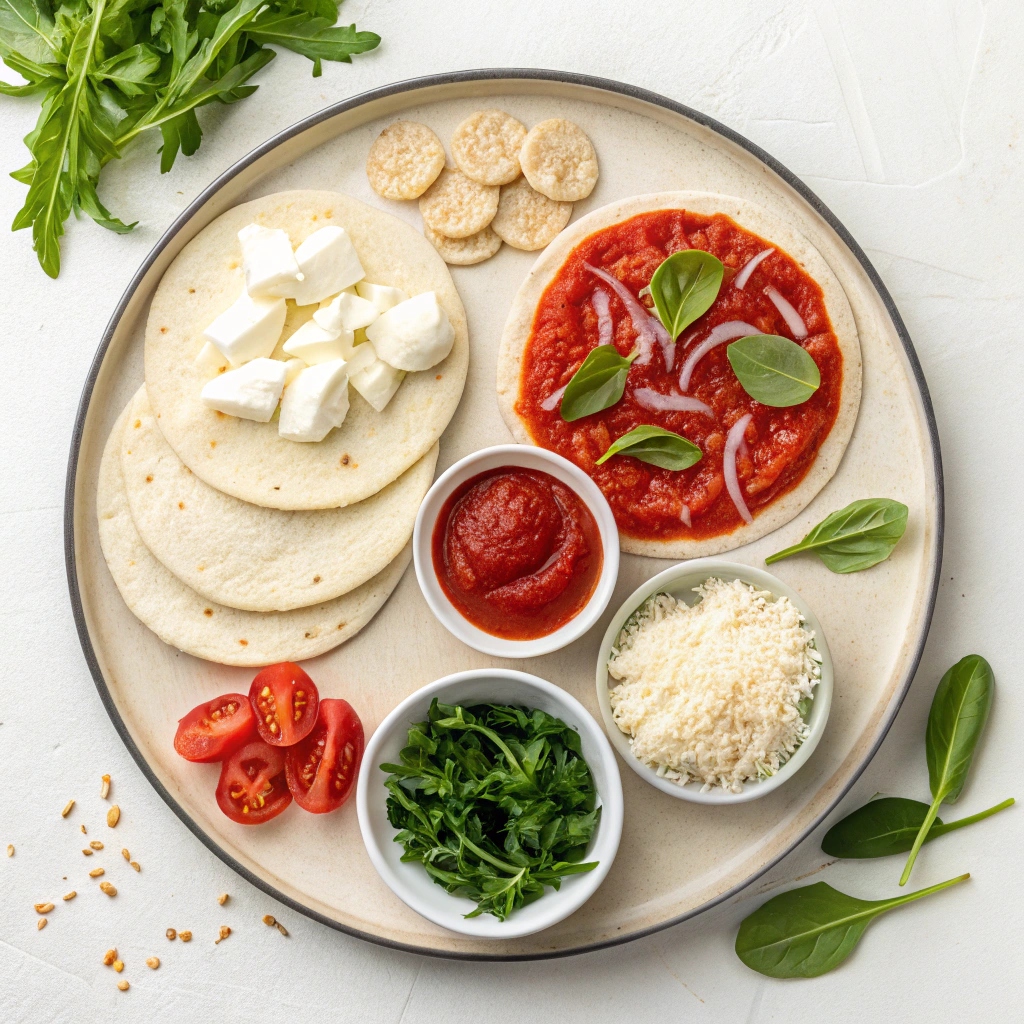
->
[279,360,350,443]
[350,358,404,413]
[282,319,354,364]
[288,227,365,306]
[345,341,378,378]
[365,291,455,372]
[238,224,302,297]
[194,341,229,377]
[356,282,408,314]
[202,290,286,367]
[200,358,287,422]
[282,357,306,387]
[314,291,379,333]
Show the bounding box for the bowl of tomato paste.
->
[413,445,619,657]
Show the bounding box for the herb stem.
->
[934,796,1015,836]
[455,833,521,875]
[899,792,944,886]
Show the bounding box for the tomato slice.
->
[248,663,319,746]
[285,699,364,814]
[215,741,292,825]
[174,693,256,763]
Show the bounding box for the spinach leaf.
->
[735,873,969,978]
[822,795,1014,859]
[726,334,820,407]
[900,655,995,885]
[649,250,723,340]
[559,344,637,422]
[595,424,702,471]
[380,699,600,922]
[765,498,908,573]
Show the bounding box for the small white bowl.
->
[356,668,623,939]
[413,445,619,658]
[595,559,834,805]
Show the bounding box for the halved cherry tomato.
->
[285,699,364,814]
[174,693,256,763]
[248,663,319,746]
[215,741,292,824]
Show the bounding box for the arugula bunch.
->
[0,0,380,277]
[381,700,601,921]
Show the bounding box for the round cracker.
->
[450,109,527,187]
[366,121,446,201]
[491,178,572,251]
[418,168,499,239]
[121,386,436,612]
[98,407,410,667]
[496,192,862,559]
[423,224,502,266]
[144,191,468,511]
[520,119,599,202]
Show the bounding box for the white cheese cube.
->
[200,358,287,422]
[365,291,455,372]
[282,320,354,364]
[288,227,365,306]
[314,291,379,333]
[356,282,408,314]
[345,341,378,378]
[279,360,350,443]
[202,290,286,367]
[194,341,229,377]
[282,357,306,387]
[350,358,404,413]
[238,224,303,297]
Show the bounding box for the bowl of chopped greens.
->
[356,669,623,938]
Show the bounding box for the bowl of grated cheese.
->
[595,559,833,804]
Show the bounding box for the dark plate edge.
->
[64,68,944,962]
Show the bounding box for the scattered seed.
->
[146,957,160,969]
[117,980,129,992]
[262,915,276,926]
[82,848,93,857]
[99,881,116,896]
[165,928,176,941]
[80,825,87,834]
[34,903,54,914]
[62,891,76,901]
[179,930,192,942]
[61,800,75,818]
[217,893,229,905]
[103,949,117,966]
[121,848,130,861]
[106,806,120,828]
[215,925,231,944]
[113,960,124,973]
[89,841,104,851]
[37,918,47,931]
[89,868,105,878]
[100,775,111,800]
[6,844,13,857]
[130,861,140,872]
[275,921,289,937]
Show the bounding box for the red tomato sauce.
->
[515,210,844,541]
[432,467,603,640]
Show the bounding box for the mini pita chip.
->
[491,178,572,251]
[451,109,527,186]
[418,168,499,239]
[520,119,598,202]
[366,121,446,200]
[424,224,502,266]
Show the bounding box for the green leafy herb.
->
[735,873,969,978]
[380,699,600,922]
[559,344,637,422]
[821,795,1014,859]
[595,424,702,471]
[726,334,820,407]
[765,498,909,573]
[900,655,995,885]
[649,250,723,340]
[2,0,380,277]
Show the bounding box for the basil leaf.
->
[900,655,995,885]
[765,498,908,573]
[559,344,637,422]
[735,874,969,978]
[649,250,723,340]
[595,424,702,471]
[726,334,820,407]
[821,795,1014,859]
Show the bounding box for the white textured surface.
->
[1,0,1021,1019]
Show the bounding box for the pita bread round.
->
[145,190,468,510]
[98,407,410,666]
[120,386,435,612]
[496,192,862,559]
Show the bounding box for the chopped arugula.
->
[381,699,601,921]
[1,0,380,277]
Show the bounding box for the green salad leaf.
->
[649,250,723,340]
[726,333,820,407]
[595,424,702,471]
[559,343,637,421]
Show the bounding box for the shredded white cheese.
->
[607,578,821,793]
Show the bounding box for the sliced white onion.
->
[724,413,753,525]
[679,504,691,527]
[734,248,774,290]
[585,263,672,368]
[540,384,567,412]
[632,386,713,417]
[765,285,807,339]
[592,288,614,347]
[678,320,760,391]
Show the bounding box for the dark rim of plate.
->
[64,68,944,962]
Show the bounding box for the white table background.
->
[2,1,1021,1019]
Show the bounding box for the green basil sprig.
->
[765,498,908,573]
[900,655,995,885]
[726,334,820,407]
[595,425,702,471]
[821,795,1014,859]
[735,874,969,978]
[649,250,724,340]
[559,345,637,422]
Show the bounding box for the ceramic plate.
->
[66,70,942,960]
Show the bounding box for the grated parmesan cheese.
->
[607,577,821,793]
